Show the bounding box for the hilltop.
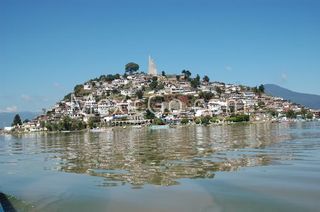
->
[3,62,319,132]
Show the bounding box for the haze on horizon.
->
[1,0,320,112]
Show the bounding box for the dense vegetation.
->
[45,117,87,131]
[225,114,250,122]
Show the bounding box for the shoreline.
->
[1,119,318,136]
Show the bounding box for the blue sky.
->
[1,0,320,112]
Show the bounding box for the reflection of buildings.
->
[40,123,293,187]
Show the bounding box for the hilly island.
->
[2,59,319,133]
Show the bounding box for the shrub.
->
[180,118,189,125]
[226,114,250,122]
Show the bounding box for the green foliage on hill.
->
[203,75,210,83]
[226,114,250,122]
[199,91,214,102]
[182,70,192,81]
[74,84,90,97]
[136,90,144,99]
[125,62,139,75]
[190,74,201,88]
[45,117,87,131]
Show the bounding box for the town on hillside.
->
[4,57,320,132]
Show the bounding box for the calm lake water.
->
[1,122,320,212]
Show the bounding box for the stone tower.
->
[148,56,158,76]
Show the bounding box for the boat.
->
[90,128,106,132]
[148,125,170,130]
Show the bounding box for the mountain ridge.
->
[264,84,320,110]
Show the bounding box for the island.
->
[3,58,319,133]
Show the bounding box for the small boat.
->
[90,128,105,132]
[148,125,170,130]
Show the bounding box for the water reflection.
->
[2,122,315,187]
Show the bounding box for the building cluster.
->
[19,75,316,132]
[5,58,319,132]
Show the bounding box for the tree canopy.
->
[136,90,144,99]
[258,84,265,93]
[12,114,22,126]
[190,74,201,88]
[182,70,192,81]
[125,62,139,75]
[203,75,210,83]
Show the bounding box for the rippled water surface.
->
[1,122,320,211]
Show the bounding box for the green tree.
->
[12,114,22,126]
[149,77,158,90]
[200,116,211,125]
[63,93,72,101]
[74,84,83,94]
[306,112,314,119]
[286,110,296,119]
[199,91,214,102]
[180,118,189,124]
[125,62,139,75]
[194,118,201,124]
[215,87,223,96]
[88,116,100,129]
[106,74,115,82]
[154,118,165,125]
[161,71,166,77]
[136,90,144,99]
[182,70,192,81]
[226,114,250,122]
[190,74,201,88]
[203,75,210,83]
[268,109,278,117]
[252,86,259,94]
[40,121,46,128]
[300,108,308,118]
[258,84,265,93]
[61,116,72,131]
[145,109,155,119]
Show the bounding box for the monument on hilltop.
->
[148,56,158,76]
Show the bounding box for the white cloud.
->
[281,73,288,82]
[21,94,32,102]
[225,66,232,71]
[0,106,18,113]
[53,82,63,89]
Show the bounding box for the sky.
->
[1,0,320,112]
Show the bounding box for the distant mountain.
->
[264,84,320,110]
[0,112,39,129]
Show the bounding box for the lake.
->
[1,122,320,212]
